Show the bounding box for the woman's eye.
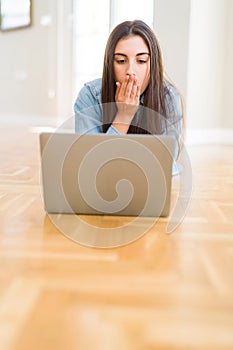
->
[116,59,126,64]
[138,59,147,64]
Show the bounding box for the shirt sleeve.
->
[165,85,183,137]
[164,84,184,162]
[74,85,120,135]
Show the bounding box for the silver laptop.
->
[39,132,176,217]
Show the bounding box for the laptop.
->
[39,132,176,217]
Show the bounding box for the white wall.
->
[223,0,233,128]
[0,0,54,121]
[154,0,191,101]
[0,0,73,125]
[186,0,228,129]
[156,0,233,143]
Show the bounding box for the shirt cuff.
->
[106,125,121,135]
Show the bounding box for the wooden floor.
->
[0,125,233,350]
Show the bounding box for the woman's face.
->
[113,35,150,94]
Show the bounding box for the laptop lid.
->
[39,133,175,217]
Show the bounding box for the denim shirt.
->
[74,78,183,175]
[74,78,183,137]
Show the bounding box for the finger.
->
[135,83,141,101]
[121,74,130,96]
[116,75,130,101]
[115,81,121,100]
[129,76,139,100]
[124,74,135,98]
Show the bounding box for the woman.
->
[74,20,183,143]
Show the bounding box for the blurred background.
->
[0,0,232,144]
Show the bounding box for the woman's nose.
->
[126,61,136,76]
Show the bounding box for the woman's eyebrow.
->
[136,52,150,56]
[114,53,127,57]
[114,52,150,56]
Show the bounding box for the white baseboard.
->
[0,114,57,127]
[0,114,74,128]
[1,115,232,145]
[186,128,233,145]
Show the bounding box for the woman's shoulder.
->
[83,78,102,100]
[164,80,178,93]
[163,79,183,119]
[74,78,102,113]
[164,80,180,97]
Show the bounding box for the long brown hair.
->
[101,20,182,136]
